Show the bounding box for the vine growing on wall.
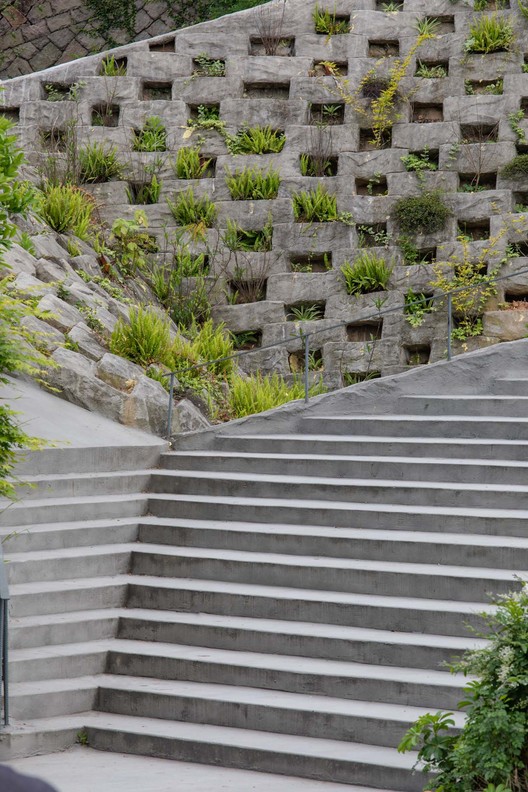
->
[84,0,137,45]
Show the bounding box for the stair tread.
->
[216,432,528,446]
[303,414,528,423]
[15,470,152,484]
[401,394,528,401]
[1,493,148,511]
[5,711,419,770]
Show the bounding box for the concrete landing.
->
[6,748,389,791]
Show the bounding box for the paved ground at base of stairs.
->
[6,747,395,791]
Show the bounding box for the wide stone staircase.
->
[2,350,528,790]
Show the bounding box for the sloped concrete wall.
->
[3,0,528,388]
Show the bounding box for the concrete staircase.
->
[2,347,528,790]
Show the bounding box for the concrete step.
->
[0,518,139,553]
[398,394,528,417]
[10,609,122,649]
[95,675,465,749]
[5,544,134,585]
[0,712,423,791]
[146,492,528,536]
[0,494,148,528]
[10,675,100,720]
[14,443,166,476]
[136,518,528,569]
[129,544,524,602]
[14,471,152,501]
[148,469,528,510]
[10,641,109,683]
[160,450,528,486]
[300,414,528,440]
[106,640,465,710]
[126,577,489,637]
[212,433,528,461]
[117,608,484,669]
[9,577,128,618]
[492,378,528,396]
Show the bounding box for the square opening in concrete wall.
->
[466,79,504,95]
[514,192,528,211]
[359,128,392,150]
[142,82,173,101]
[40,128,67,152]
[357,223,389,247]
[411,103,444,123]
[375,0,403,8]
[91,104,120,127]
[310,61,348,77]
[346,320,383,341]
[188,103,221,121]
[290,252,332,272]
[243,82,291,99]
[149,39,175,53]
[361,77,390,99]
[460,123,499,143]
[228,279,268,304]
[192,56,226,77]
[459,172,497,192]
[504,291,528,309]
[289,348,323,373]
[231,330,262,349]
[127,182,160,205]
[403,344,431,366]
[355,175,388,196]
[368,40,400,58]
[42,83,77,101]
[415,60,449,78]
[343,371,381,386]
[300,153,339,177]
[309,103,345,125]
[0,107,19,123]
[286,302,326,321]
[507,238,528,256]
[458,219,490,240]
[100,56,127,76]
[249,37,295,56]
[402,247,436,266]
[426,16,455,33]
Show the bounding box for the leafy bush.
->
[292,185,339,222]
[133,116,167,152]
[127,175,161,205]
[188,319,234,376]
[341,252,392,295]
[228,126,286,155]
[223,218,273,251]
[464,13,515,54]
[79,142,122,183]
[287,303,325,321]
[415,61,447,78]
[225,166,280,200]
[37,184,95,239]
[404,289,435,327]
[110,211,158,276]
[312,5,351,34]
[393,191,450,236]
[175,147,211,180]
[167,188,217,228]
[399,583,528,791]
[193,53,226,77]
[501,154,528,179]
[100,55,127,76]
[228,372,324,417]
[110,306,173,368]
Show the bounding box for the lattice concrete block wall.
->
[3,0,528,388]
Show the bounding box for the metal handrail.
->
[164,264,528,438]
[0,543,9,727]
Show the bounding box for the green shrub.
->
[228,372,324,417]
[79,142,122,183]
[37,184,95,239]
[127,175,161,205]
[167,188,217,228]
[415,61,448,78]
[404,289,434,327]
[464,13,515,54]
[110,306,173,368]
[189,319,234,376]
[133,116,167,152]
[313,5,351,34]
[341,252,392,295]
[110,211,158,276]
[193,53,226,77]
[100,55,127,76]
[501,154,528,179]
[401,149,437,174]
[287,303,325,321]
[225,166,280,200]
[228,126,285,155]
[292,185,339,222]
[393,191,450,235]
[174,147,211,179]
[223,218,273,251]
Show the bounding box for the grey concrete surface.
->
[6,748,386,792]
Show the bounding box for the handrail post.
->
[304,333,310,404]
[166,372,175,441]
[2,601,7,726]
[447,293,453,361]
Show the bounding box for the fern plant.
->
[167,188,217,228]
[228,126,286,155]
[292,185,340,222]
[225,166,280,200]
[341,252,392,295]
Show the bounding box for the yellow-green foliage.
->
[37,184,95,239]
[110,306,173,368]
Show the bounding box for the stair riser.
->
[398,396,528,417]
[10,617,119,650]
[159,455,528,486]
[86,728,423,792]
[0,498,147,528]
[11,688,96,720]
[0,727,81,762]
[11,652,106,683]
[137,524,528,570]
[149,475,525,510]
[130,553,521,602]
[118,618,468,670]
[213,435,528,461]
[300,418,528,439]
[492,381,528,396]
[147,497,528,536]
[14,474,151,501]
[126,584,485,637]
[9,585,127,618]
[6,552,130,585]
[1,523,138,553]
[14,446,165,476]
[107,651,463,710]
[97,688,416,748]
